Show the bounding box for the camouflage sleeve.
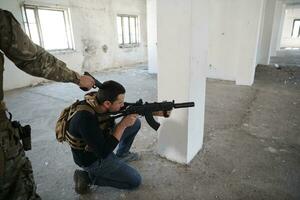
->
[0,9,80,84]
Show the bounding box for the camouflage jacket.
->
[0,9,80,101]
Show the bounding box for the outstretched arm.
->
[0,9,94,89]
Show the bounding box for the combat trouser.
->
[0,111,41,200]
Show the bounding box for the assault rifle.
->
[81,72,195,130]
[101,99,195,131]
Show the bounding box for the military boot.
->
[73,169,91,194]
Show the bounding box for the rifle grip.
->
[80,87,89,91]
[145,113,160,131]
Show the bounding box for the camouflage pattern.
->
[0,53,3,101]
[0,9,80,199]
[0,120,41,200]
[0,9,80,101]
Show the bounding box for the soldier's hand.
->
[153,110,172,118]
[79,75,95,90]
[119,114,138,128]
[114,114,138,140]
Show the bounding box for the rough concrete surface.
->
[4,65,300,200]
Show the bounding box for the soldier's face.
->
[109,94,125,112]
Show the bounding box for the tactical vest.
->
[65,104,95,151]
[57,102,114,151]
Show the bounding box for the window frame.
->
[117,14,140,48]
[21,4,75,52]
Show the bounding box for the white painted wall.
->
[157,0,208,164]
[147,0,157,74]
[208,0,267,85]
[0,0,147,91]
[207,0,239,81]
[280,5,300,48]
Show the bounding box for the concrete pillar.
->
[256,0,276,65]
[156,0,208,164]
[270,1,285,57]
[235,0,265,85]
[147,0,158,74]
[276,3,286,50]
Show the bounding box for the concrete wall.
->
[280,4,300,48]
[0,0,147,91]
[207,0,265,85]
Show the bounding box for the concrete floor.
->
[270,50,300,67]
[4,65,300,200]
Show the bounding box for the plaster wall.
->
[0,0,147,91]
[208,0,265,85]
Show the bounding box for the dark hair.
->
[96,80,125,104]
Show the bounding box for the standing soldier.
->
[0,9,95,199]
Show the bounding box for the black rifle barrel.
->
[173,102,195,108]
